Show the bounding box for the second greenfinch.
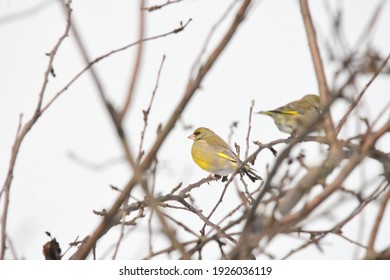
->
[188,127,261,182]
[255,94,321,136]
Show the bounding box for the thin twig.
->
[5,236,18,260]
[36,1,72,112]
[137,55,166,162]
[147,159,159,258]
[179,177,216,196]
[0,1,72,259]
[200,185,229,234]
[190,0,239,77]
[229,115,390,259]
[354,0,388,52]
[71,0,254,259]
[163,213,200,238]
[0,0,54,25]
[337,233,368,249]
[335,52,390,135]
[61,0,112,114]
[278,120,390,235]
[245,99,255,159]
[82,4,187,259]
[119,0,146,122]
[142,0,186,12]
[40,19,192,116]
[367,186,390,256]
[300,0,338,147]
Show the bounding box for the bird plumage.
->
[256,94,321,136]
[188,127,261,182]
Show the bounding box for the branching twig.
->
[367,186,390,257]
[71,0,254,259]
[190,0,239,77]
[229,65,390,260]
[300,0,338,149]
[40,19,192,116]
[0,0,54,25]
[137,55,167,162]
[142,0,186,12]
[278,119,390,237]
[0,1,73,260]
[119,0,146,123]
[335,52,390,135]
[200,185,229,235]
[245,99,255,159]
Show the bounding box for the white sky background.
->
[0,0,389,259]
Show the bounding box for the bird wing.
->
[217,150,236,163]
[203,134,237,163]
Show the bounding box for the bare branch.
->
[367,187,390,257]
[71,0,254,259]
[40,19,192,116]
[335,52,390,135]
[299,0,338,148]
[137,55,167,162]
[0,0,54,25]
[142,0,186,12]
[118,0,146,122]
[245,99,255,159]
[0,0,73,259]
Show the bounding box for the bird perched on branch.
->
[188,127,262,182]
[255,94,321,136]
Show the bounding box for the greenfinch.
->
[188,127,261,182]
[255,94,321,136]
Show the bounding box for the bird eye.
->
[194,131,200,136]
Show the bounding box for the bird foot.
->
[210,174,228,182]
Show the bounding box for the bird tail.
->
[256,110,274,116]
[243,165,262,182]
[257,110,298,116]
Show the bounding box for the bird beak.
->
[187,134,195,140]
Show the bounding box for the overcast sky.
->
[1,0,389,259]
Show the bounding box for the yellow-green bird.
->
[188,127,261,182]
[255,94,321,136]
